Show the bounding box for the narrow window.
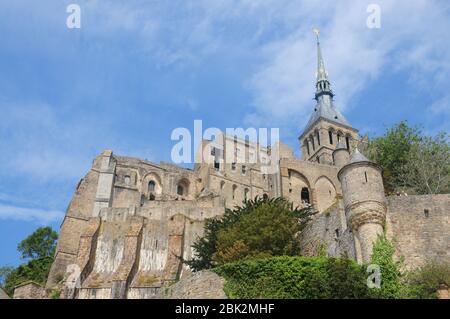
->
[231,162,236,171]
[316,131,320,145]
[301,187,310,204]
[345,136,350,150]
[149,193,155,201]
[311,136,315,151]
[211,147,216,156]
[148,180,156,192]
[214,160,220,170]
[316,156,320,163]
[242,165,247,175]
[305,140,310,155]
[124,175,131,185]
[424,209,430,218]
[232,185,237,199]
[328,131,333,144]
[177,185,184,196]
[364,172,368,183]
[244,188,249,201]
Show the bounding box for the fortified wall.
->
[300,194,450,269]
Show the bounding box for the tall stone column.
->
[338,149,387,264]
[92,149,115,217]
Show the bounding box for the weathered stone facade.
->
[22,33,447,299]
[13,282,46,299]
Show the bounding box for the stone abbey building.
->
[36,34,449,299]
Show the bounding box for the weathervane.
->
[312,27,320,42]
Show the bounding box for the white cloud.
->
[0,203,64,224]
[242,0,450,129]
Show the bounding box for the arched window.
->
[337,132,343,143]
[345,136,350,150]
[328,130,334,145]
[310,135,315,151]
[305,140,310,155]
[149,193,155,201]
[232,185,237,199]
[244,188,249,201]
[124,175,131,185]
[177,185,184,196]
[263,193,269,200]
[301,187,310,204]
[148,181,156,192]
[316,130,320,146]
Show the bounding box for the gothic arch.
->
[314,175,337,212]
[285,169,312,208]
[142,172,162,196]
[177,177,190,197]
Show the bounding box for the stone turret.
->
[332,141,349,167]
[338,148,387,263]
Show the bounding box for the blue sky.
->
[0,0,449,267]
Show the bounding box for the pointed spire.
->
[313,28,327,82]
[312,28,333,100]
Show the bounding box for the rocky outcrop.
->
[167,270,227,299]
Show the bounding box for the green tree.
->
[399,133,450,195]
[1,227,58,296]
[2,257,54,296]
[0,266,14,287]
[185,197,315,270]
[364,121,449,194]
[364,121,421,194]
[17,226,58,260]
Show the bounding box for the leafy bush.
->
[185,197,315,270]
[405,263,450,299]
[2,256,53,296]
[369,235,405,299]
[214,256,370,299]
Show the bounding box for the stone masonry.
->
[23,32,448,299]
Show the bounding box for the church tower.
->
[299,29,359,165]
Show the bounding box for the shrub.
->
[405,263,450,299]
[214,256,370,299]
[185,197,315,270]
[369,235,405,299]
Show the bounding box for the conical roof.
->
[348,148,370,164]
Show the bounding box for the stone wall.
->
[167,270,226,299]
[386,194,450,270]
[300,199,356,259]
[13,282,46,299]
